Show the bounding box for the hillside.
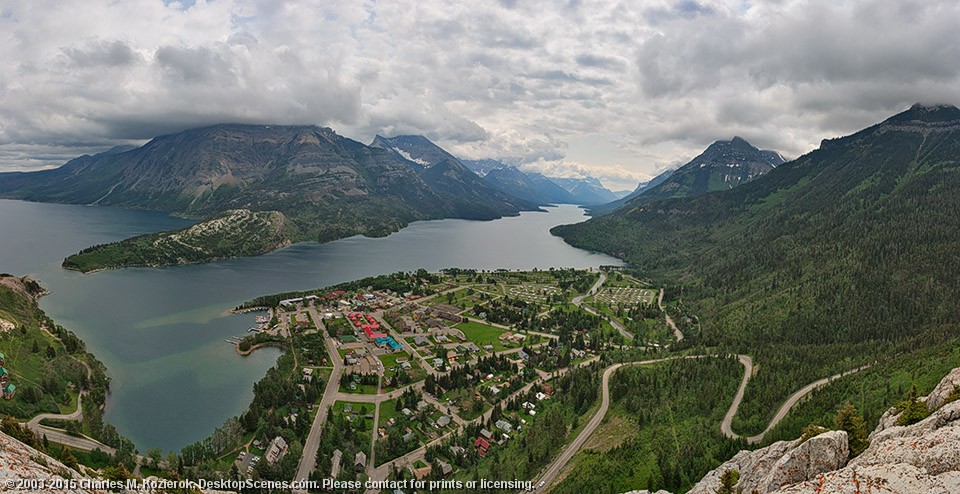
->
[62,209,297,273]
[0,275,136,459]
[0,124,534,269]
[553,104,960,434]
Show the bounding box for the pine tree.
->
[835,402,869,456]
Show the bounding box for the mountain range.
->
[0,125,544,270]
[591,136,783,214]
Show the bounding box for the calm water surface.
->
[0,199,620,451]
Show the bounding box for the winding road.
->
[22,357,117,455]
[536,354,869,491]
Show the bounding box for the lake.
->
[0,199,621,452]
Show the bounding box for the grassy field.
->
[454,321,513,352]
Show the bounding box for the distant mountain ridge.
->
[591,136,783,215]
[0,124,536,268]
[369,135,537,213]
[481,165,579,205]
[549,176,619,204]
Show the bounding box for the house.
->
[330,449,343,479]
[446,350,458,363]
[2,383,14,400]
[521,401,535,410]
[0,351,5,367]
[483,344,494,352]
[542,384,555,396]
[474,437,491,457]
[302,367,314,383]
[433,358,444,369]
[413,335,430,346]
[0,367,8,386]
[449,445,466,457]
[403,430,415,443]
[571,348,586,359]
[479,428,493,440]
[265,436,288,464]
[489,385,500,395]
[437,415,451,427]
[535,392,547,401]
[517,350,530,361]
[495,420,513,433]
[354,451,367,471]
[401,407,412,417]
[437,460,453,477]
[412,464,432,480]
[417,400,428,411]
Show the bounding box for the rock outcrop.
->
[687,430,848,494]
[0,431,103,494]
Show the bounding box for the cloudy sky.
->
[1,0,958,190]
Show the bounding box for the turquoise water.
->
[0,199,620,451]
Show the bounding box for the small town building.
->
[0,367,8,386]
[0,351,5,367]
[474,437,491,457]
[354,451,367,471]
[437,460,453,477]
[330,449,343,479]
[437,415,451,427]
[3,383,16,400]
[495,420,513,432]
[265,436,288,464]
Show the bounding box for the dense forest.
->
[553,105,960,437]
[552,358,744,494]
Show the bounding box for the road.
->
[538,354,869,490]
[719,354,754,441]
[571,272,634,341]
[292,309,344,493]
[21,357,117,454]
[534,356,705,490]
[658,288,684,342]
[722,362,871,444]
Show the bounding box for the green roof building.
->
[0,351,5,366]
[0,367,8,385]
[2,383,15,399]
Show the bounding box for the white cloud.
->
[0,0,958,185]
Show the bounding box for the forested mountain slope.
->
[553,104,960,433]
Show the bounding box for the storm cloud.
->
[1,0,958,189]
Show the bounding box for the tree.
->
[716,469,742,494]
[896,384,932,426]
[835,402,869,456]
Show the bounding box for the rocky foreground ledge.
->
[628,367,960,494]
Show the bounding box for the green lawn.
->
[454,321,513,352]
[378,351,411,370]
